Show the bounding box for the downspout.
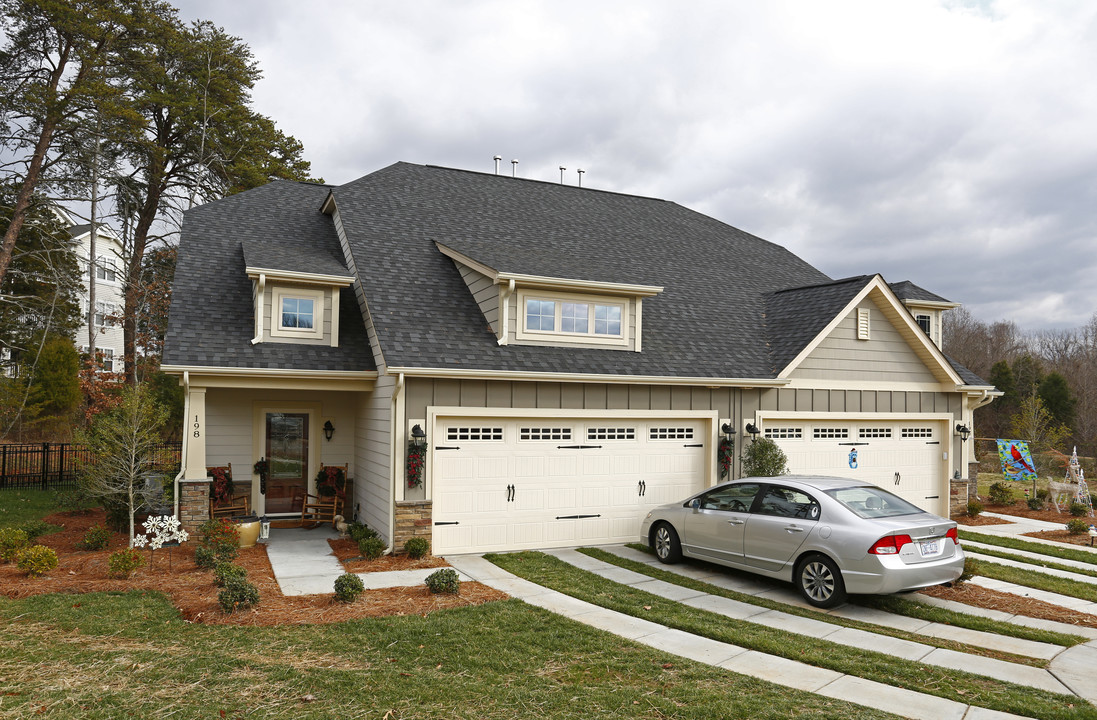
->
[173,371,190,518]
[250,274,266,345]
[497,278,515,345]
[387,372,405,554]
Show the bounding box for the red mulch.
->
[0,509,507,626]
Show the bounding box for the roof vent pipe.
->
[577,168,585,187]
[511,159,518,177]
[559,166,566,184]
[493,155,501,175]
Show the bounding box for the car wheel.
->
[796,554,846,608]
[651,522,682,564]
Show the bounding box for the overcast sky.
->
[173,0,1097,331]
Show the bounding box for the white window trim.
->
[515,289,629,347]
[270,286,325,340]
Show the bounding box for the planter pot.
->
[236,521,261,548]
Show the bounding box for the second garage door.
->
[431,416,710,554]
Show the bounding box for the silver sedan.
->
[639,475,965,608]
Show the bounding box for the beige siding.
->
[454,261,500,336]
[790,299,937,382]
[355,373,395,541]
[261,284,334,345]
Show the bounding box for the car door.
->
[681,483,761,564]
[742,484,820,572]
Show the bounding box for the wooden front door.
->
[265,413,309,514]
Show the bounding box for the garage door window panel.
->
[520,427,573,441]
[446,427,504,441]
[588,427,635,440]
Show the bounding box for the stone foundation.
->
[394,500,432,553]
[949,477,969,519]
[179,478,211,533]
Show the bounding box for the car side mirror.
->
[690,498,701,511]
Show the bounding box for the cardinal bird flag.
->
[997,439,1038,482]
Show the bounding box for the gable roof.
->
[763,276,875,374]
[163,180,375,372]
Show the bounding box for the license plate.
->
[919,539,939,556]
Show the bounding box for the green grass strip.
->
[959,529,1097,566]
[970,557,1097,603]
[966,545,1097,580]
[0,489,64,529]
[488,551,1096,720]
[620,543,1086,647]
[0,590,900,720]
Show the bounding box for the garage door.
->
[761,420,948,515]
[432,417,708,554]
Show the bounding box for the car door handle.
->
[784,525,804,533]
[726,519,745,525]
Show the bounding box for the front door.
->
[266,413,309,514]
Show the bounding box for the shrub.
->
[1066,519,1091,535]
[1069,501,1088,517]
[77,525,112,551]
[425,568,460,594]
[218,577,259,613]
[107,548,145,578]
[199,517,240,548]
[1027,497,1044,511]
[740,436,788,477]
[966,499,983,518]
[987,482,1013,505]
[358,536,386,560]
[1035,488,1049,501]
[18,520,54,543]
[195,544,237,569]
[0,528,29,563]
[955,557,979,586]
[333,572,365,603]
[403,537,430,559]
[214,562,247,587]
[17,545,58,577]
[347,522,378,544]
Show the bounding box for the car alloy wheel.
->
[797,555,846,608]
[652,523,681,563]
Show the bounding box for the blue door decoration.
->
[848,448,858,469]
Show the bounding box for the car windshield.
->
[824,486,924,519]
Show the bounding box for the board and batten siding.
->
[790,300,937,383]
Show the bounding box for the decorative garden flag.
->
[997,439,1037,482]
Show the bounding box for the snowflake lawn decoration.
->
[134,515,189,570]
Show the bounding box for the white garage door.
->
[432,417,709,554]
[762,420,949,516]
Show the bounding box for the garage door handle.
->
[683,443,703,447]
[434,521,459,526]
[557,444,602,449]
[637,480,646,496]
[894,472,901,485]
[435,446,461,450]
[506,484,515,502]
[556,514,602,520]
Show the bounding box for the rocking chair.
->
[299,463,347,528]
[208,464,250,518]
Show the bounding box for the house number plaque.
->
[193,415,201,438]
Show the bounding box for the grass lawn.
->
[0,489,65,530]
[0,591,898,720]
[488,551,1095,720]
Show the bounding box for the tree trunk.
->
[123,165,164,384]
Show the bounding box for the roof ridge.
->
[767,274,874,296]
[416,162,671,203]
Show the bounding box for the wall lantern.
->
[720,422,737,440]
[323,420,335,441]
[745,422,761,441]
[955,424,971,442]
[259,515,270,540]
[411,423,427,447]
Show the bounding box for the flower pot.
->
[235,520,261,548]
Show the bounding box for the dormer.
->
[246,266,354,347]
[437,242,662,352]
[889,281,960,351]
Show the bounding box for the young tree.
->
[76,383,167,544]
[24,333,80,435]
[1009,395,1070,459]
[741,437,789,477]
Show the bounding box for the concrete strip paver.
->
[921,647,1072,695]
[681,593,770,619]
[816,675,968,720]
[909,592,1097,640]
[576,607,666,640]
[828,604,933,633]
[824,626,931,661]
[918,623,1062,661]
[628,578,707,602]
[520,590,603,618]
[717,649,843,692]
[1049,640,1097,705]
[964,539,1097,572]
[264,533,345,596]
[749,608,842,638]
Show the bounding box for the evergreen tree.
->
[1038,372,1076,430]
[25,333,80,432]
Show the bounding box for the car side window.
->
[698,483,760,512]
[756,486,820,520]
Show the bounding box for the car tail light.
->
[945,527,958,545]
[868,534,913,555]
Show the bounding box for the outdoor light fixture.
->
[259,516,270,540]
[955,424,971,442]
[323,420,335,441]
[720,422,737,440]
[745,422,760,440]
[411,424,427,446]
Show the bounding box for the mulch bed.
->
[955,500,1097,545]
[0,509,507,626]
[920,582,1097,629]
[328,538,450,573]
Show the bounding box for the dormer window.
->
[915,314,931,336]
[281,297,315,330]
[517,291,628,346]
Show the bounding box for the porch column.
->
[183,387,207,479]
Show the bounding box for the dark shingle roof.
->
[763,276,874,373]
[889,280,952,304]
[332,163,831,378]
[163,181,375,371]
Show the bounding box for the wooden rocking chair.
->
[299,464,347,528]
[208,464,250,518]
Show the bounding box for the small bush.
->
[425,568,460,594]
[17,545,58,577]
[1069,501,1088,517]
[77,524,112,551]
[18,520,54,543]
[1066,518,1091,535]
[348,522,379,543]
[966,499,983,518]
[195,543,237,569]
[107,548,145,578]
[740,437,788,477]
[358,536,386,560]
[333,572,365,603]
[198,517,239,549]
[218,577,259,613]
[214,562,247,587]
[403,537,430,559]
[1035,488,1049,501]
[1027,497,1044,511]
[955,557,979,586]
[0,528,29,563]
[987,482,1013,505]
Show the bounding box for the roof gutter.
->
[386,366,789,388]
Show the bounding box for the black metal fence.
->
[0,442,182,491]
